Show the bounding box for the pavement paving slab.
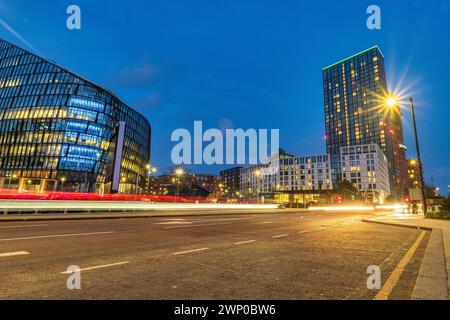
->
[364,214,450,300]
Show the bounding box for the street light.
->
[145,164,157,195]
[255,169,262,204]
[385,96,398,108]
[61,177,66,191]
[383,95,427,214]
[409,97,427,215]
[175,168,184,202]
[7,173,17,189]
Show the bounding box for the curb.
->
[361,219,432,231]
[363,218,449,300]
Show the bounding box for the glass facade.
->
[0,39,151,193]
[322,46,403,195]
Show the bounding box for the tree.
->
[337,180,359,201]
[442,196,450,211]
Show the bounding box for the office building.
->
[0,39,151,194]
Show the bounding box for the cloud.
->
[110,56,159,88]
[135,92,162,110]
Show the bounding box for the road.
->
[0,210,429,300]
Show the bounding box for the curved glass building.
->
[0,39,151,194]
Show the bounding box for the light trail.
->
[0,200,278,213]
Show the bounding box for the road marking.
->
[272,234,288,238]
[234,240,256,245]
[374,231,426,300]
[173,248,209,255]
[0,251,30,257]
[0,231,114,242]
[0,224,49,229]
[257,221,272,224]
[154,221,192,225]
[163,223,231,229]
[189,217,254,223]
[299,230,311,234]
[60,261,130,274]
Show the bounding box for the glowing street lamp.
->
[385,96,398,108]
[382,94,426,214]
[254,169,262,203]
[175,168,184,202]
[144,164,158,195]
[61,177,66,191]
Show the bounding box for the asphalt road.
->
[0,210,428,300]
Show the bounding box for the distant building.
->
[191,173,221,195]
[220,167,242,198]
[240,150,333,204]
[340,144,390,203]
[406,159,422,190]
[322,46,407,197]
[148,173,212,197]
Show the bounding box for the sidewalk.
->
[363,214,450,300]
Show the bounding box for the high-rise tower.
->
[322,46,407,197]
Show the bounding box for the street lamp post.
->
[135,173,139,195]
[255,169,261,204]
[145,165,157,195]
[175,168,184,202]
[61,177,66,191]
[409,97,427,215]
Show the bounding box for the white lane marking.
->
[272,234,289,238]
[0,251,30,257]
[299,230,311,234]
[60,261,130,274]
[0,224,49,229]
[163,223,231,229]
[173,248,209,255]
[188,217,254,223]
[0,231,114,242]
[234,240,256,245]
[154,221,192,225]
[257,221,272,224]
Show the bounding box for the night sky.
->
[0,0,449,193]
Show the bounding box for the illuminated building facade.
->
[322,46,406,197]
[0,39,151,194]
[240,150,333,203]
[220,167,242,198]
[340,144,390,203]
[406,159,422,190]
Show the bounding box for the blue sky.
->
[0,0,449,193]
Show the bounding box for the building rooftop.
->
[322,45,384,71]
